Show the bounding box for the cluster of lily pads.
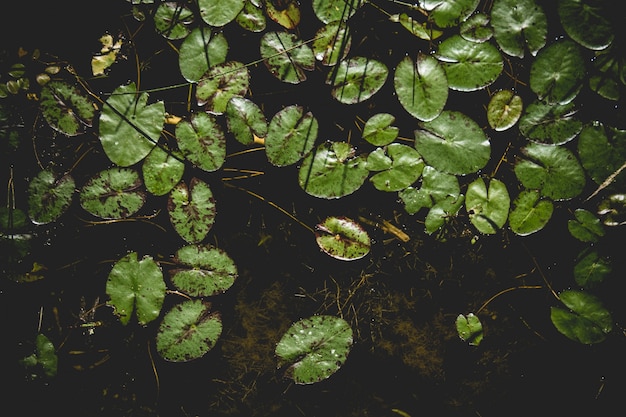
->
[2,0,624,385]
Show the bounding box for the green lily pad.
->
[362,113,399,146]
[170,244,238,297]
[422,0,480,28]
[514,143,586,201]
[530,39,585,104]
[312,21,351,66]
[275,315,353,384]
[459,12,493,42]
[265,105,318,166]
[235,0,266,32]
[455,313,483,346]
[588,45,625,101]
[598,193,626,226]
[179,27,228,82]
[198,0,245,27]
[435,34,503,92]
[27,169,75,225]
[298,141,369,199]
[390,12,443,41]
[368,143,424,192]
[487,89,523,132]
[153,2,194,40]
[99,82,165,167]
[105,252,166,326]
[79,167,146,219]
[573,249,612,289]
[508,189,553,236]
[398,165,461,215]
[175,112,226,172]
[550,289,613,344]
[197,61,249,115]
[518,100,582,145]
[567,208,605,243]
[465,177,510,235]
[312,0,364,24]
[577,122,626,187]
[327,56,388,104]
[557,0,613,51]
[414,110,491,175]
[39,80,95,137]
[491,0,548,58]
[425,194,465,235]
[260,31,315,84]
[168,178,216,243]
[315,216,371,261]
[142,145,185,196]
[225,96,268,145]
[265,0,300,29]
[20,333,58,379]
[156,299,223,362]
[394,54,448,122]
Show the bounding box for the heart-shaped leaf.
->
[455,313,483,346]
[312,0,364,24]
[198,0,245,27]
[558,0,613,51]
[508,189,553,236]
[327,56,388,104]
[260,31,314,84]
[176,112,226,172]
[567,208,605,243]
[27,169,75,225]
[235,0,266,32]
[422,0,479,28]
[491,0,548,58]
[362,113,399,146]
[79,167,146,219]
[168,178,216,243]
[465,177,510,234]
[312,21,351,66]
[179,27,228,82]
[368,143,424,192]
[170,244,238,297]
[196,61,249,114]
[550,290,613,344]
[142,146,185,196]
[153,2,194,40]
[573,249,612,289]
[225,96,268,145]
[398,165,461,215]
[265,105,318,166]
[39,80,95,137]
[487,89,523,132]
[518,100,582,145]
[577,122,626,187]
[315,216,370,260]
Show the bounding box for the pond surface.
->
[2,1,625,416]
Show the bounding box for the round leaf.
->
[550,290,613,344]
[369,143,424,192]
[235,0,266,32]
[79,167,146,219]
[518,100,582,145]
[265,0,301,29]
[225,96,268,145]
[168,178,216,243]
[315,216,371,260]
[153,2,194,40]
[362,113,399,146]
[567,208,605,243]
[142,146,185,196]
[27,169,75,225]
[398,165,461,215]
[176,112,226,172]
[275,315,353,384]
[198,0,245,27]
[491,0,548,58]
[487,89,523,132]
[577,122,626,186]
[39,80,95,137]
[179,27,228,83]
[196,61,249,115]
[465,177,510,234]
[170,244,238,297]
[156,299,222,362]
[558,0,613,50]
[260,31,315,84]
[312,0,364,24]
[422,0,479,28]
[265,105,318,166]
[508,189,553,236]
[327,56,388,104]
[455,313,483,346]
[574,249,612,289]
[312,21,351,66]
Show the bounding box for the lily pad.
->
[235,0,266,32]
[27,169,75,225]
[198,0,245,27]
[105,252,166,326]
[168,178,216,243]
[312,0,364,24]
[225,96,268,145]
[265,105,318,166]
[179,27,228,82]
[368,143,424,192]
[175,112,226,172]
[508,189,553,236]
[394,54,448,122]
[298,141,369,199]
[573,249,612,289]
[491,0,547,58]
[414,110,491,175]
[455,313,483,346]
[20,333,58,379]
[567,208,605,243]
[99,82,165,167]
[153,2,194,40]
[487,89,523,132]
[362,113,399,146]
[39,80,95,137]
[557,0,613,51]
[425,194,465,235]
[265,0,300,29]
[79,167,146,219]
[315,216,371,260]
[518,100,582,145]
[260,31,315,84]
[327,56,388,104]
[465,177,510,235]
[390,12,443,41]
[275,315,353,384]
[312,21,351,66]
[459,12,493,42]
[142,145,185,196]
[398,165,461,215]
[197,61,249,114]
[156,299,222,362]
[422,0,480,28]
[577,122,626,187]
[170,244,238,297]
[550,289,613,344]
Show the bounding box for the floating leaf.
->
[567,208,605,243]
[39,80,95,137]
[27,169,75,225]
[153,2,194,40]
[369,143,424,192]
[142,146,185,196]
[225,96,268,145]
[491,0,547,58]
[598,193,626,226]
[298,141,368,199]
[176,112,226,172]
[530,39,585,104]
[465,177,510,234]
[455,313,483,346]
[574,249,612,289]
[198,0,245,27]
[414,110,491,175]
[312,21,351,66]
[459,12,492,42]
[394,54,448,122]
[557,0,613,51]
[425,195,465,235]
[260,31,315,84]
[577,122,626,187]
[265,105,318,166]
[265,0,300,29]
[20,333,58,379]
[275,315,353,384]
[315,216,370,260]
[79,167,146,219]
[105,252,166,326]
[197,61,249,114]
[327,56,388,104]
[435,35,503,92]
[514,143,586,201]
[156,299,222,362]
[422,0,480,28]
[99,82,165,167]
[487,89,523,131]
[312,0,364,24]
[398,165,461,215]
[170,244,238,297]
[91,33,124,76]
[390,13,443,40]
[550,290,612,344]
[508,189,553,236]
[362,113,399,146]
[518,100,582,145]
[235,0,266,32]
[179,28,228,82]
[168,178,217,244]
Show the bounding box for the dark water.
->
[2,1,626,416]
